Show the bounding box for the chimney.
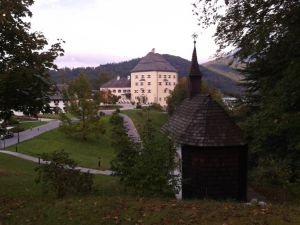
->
[127,75,130,80]
[151,48,155,53]
[188,40,203,98]
[117,76,120,80]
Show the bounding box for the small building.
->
[49,84,68,113]
[130,49,178,107]
[100,76,131,104]
[161,41,247,201]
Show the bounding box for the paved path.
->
[0,111,140,175]
[0,150,112,175]
[1,119,61,148]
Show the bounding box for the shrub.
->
[149,103,162,111]
[35,150,94,198]
[111,118,180,197]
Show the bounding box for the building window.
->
[134,90,138,93]
[169,82,171,85]
[165,82,168,86]
[113,90,116,93]
[135,75,138,79]
[148,82,151,85]
[135,82,138,86]
[118,90,121,93]
[123,90,126,93]
[141,75,144,78]
[173,82,176,86]
[164,75,166,78]
[140,82,143,86]
[147,74,151,78]
[159,97,161,101]
[127,90,131,93]
[173,75,176,79]
[147,90,151,93]
[159,82,162,85]
[164,89,168,93]
[141,89,145,93]
[159,74,161,78]
[168,75,171,78]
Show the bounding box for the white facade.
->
[131,71,178,107]
[100,76,131,104]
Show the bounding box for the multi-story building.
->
[130,49,178,107]
[100,76,131,103]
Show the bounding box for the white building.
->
[100,76,131,104]
[130,49,178,107]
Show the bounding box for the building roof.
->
[161,41,245,147]
[161,94,245,147]
[131,51,177,73]
[101,77,130,88]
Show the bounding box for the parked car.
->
[0,128,14,140]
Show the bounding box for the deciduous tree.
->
[0,0,64,120]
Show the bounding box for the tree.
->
[94,70,112,89]
[35,150,94,198]
[167,77,223,115]
[0,0,64,121]
[194,0,300,181]
[60,74,104,141]
[110,113,180,197]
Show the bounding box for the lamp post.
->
[18,131,20,144]
[0,135,3,149]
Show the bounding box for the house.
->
[130,49,178,107]
[100,76,131,104]
[49,84,68,113]
[161,41,247,201]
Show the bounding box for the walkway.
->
[1,119,61,148]
[0,112,140,175]
[0,150,112,175]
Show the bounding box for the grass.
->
[1,154,300,225]
[122,109,168,132]
[16,121,48,130]
[7,116,115,170]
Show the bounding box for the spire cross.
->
[192,33,198,45]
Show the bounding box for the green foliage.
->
[61,74,105,141]
[167,77,224,115]
[111,113,179,197]
[195,0,300,183]
[251,158,292,187]
[0,0,64,120]
[35,150,94,198]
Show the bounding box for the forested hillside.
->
[50,54,244,96]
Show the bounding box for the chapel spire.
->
[188,33,203,98]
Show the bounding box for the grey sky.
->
[30,0,218,68]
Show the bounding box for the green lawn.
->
[7,116,115,170]
[17,121,48,130]
[1,154,300,225]
[122,109,168,132]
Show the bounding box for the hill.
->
[50,54,244,96]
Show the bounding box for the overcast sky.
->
[30,0,218,68]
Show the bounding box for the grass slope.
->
[122,109,168,132]
[1,154,300,225]
[17,121,48,130]
[7,116,115,169]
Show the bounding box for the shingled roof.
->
[101,77,130,88]
[131,51,177,73]
[161,41,245,147]
[161,94,245,146]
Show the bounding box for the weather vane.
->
[192,33,198,45]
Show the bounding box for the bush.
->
[136,103,142,109]
[251,157,292,187]
[109,112,123,126]
[35,150,94,198]
[111,118,180,197]
[149,103,162,111]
